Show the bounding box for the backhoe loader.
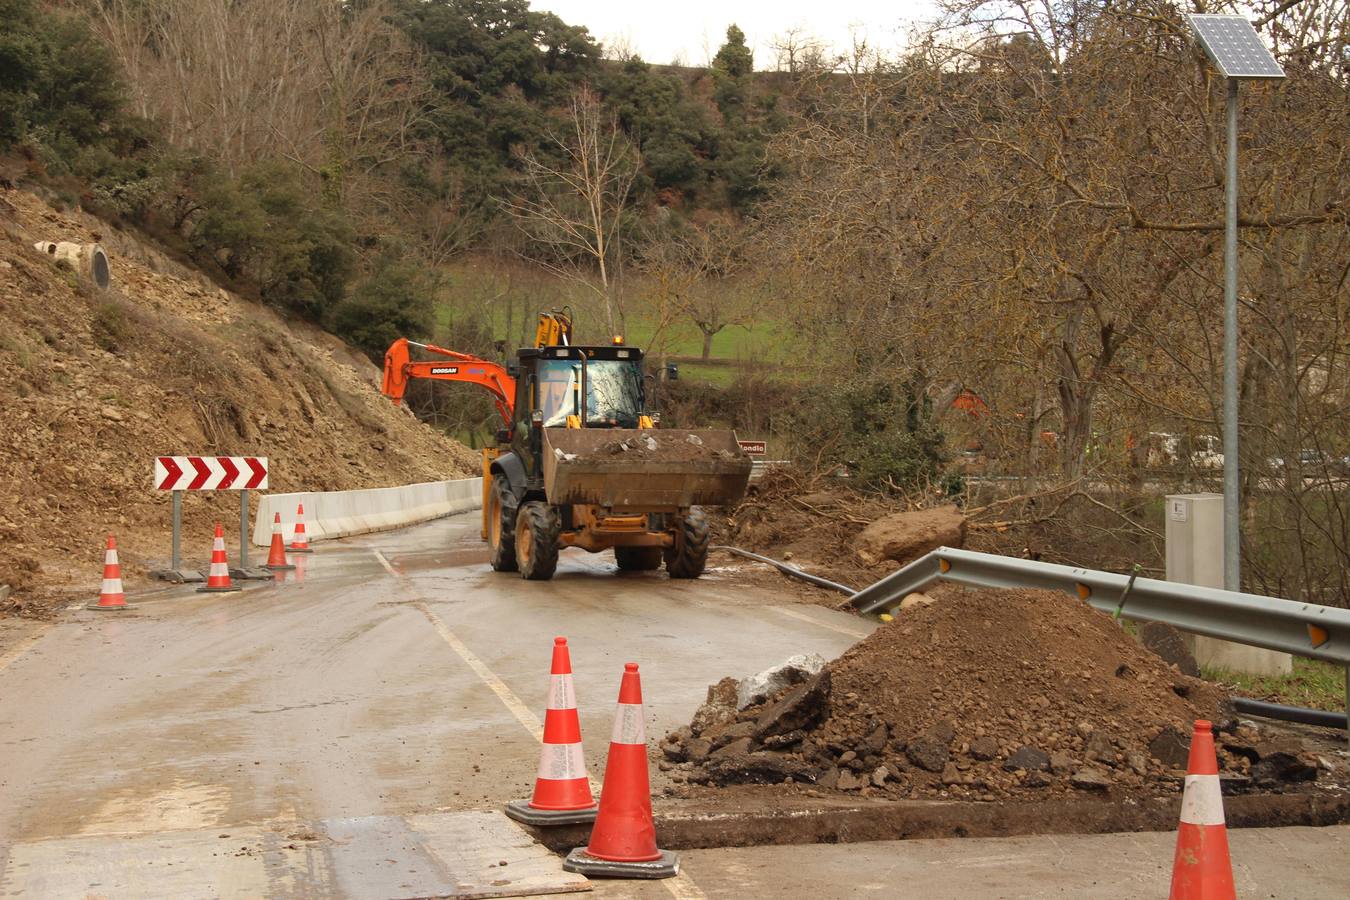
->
[381,312,751,580]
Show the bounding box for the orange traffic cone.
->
[197,523,242,593]
[1169,720,1235,900]
[287,502,314,553]
[264,512,295,571]
[88,534,134,611]
[506,637,599,826]
[563,663,678,879]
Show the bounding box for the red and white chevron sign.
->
[155,456,268,491]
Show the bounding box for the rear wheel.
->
[515,501,560,580]
[487,474,518,572]
[615,546,663,571]
[664,507,710,579]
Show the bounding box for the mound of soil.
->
[0,187,479,611]
[586,432,738,462]
[661,588,1318,802]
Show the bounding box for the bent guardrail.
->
[849,547,1350,667]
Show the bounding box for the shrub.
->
[329,258,435,361]
[0,0,126,160]
[785,377,948,493]
[90,302,134,352]
[192,163,355,319]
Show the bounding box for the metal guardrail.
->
[849,547,1350,667]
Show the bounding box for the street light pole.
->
[1223,77,1240,592]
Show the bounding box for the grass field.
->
[1203,657,1346,712]
[430,259,804,386]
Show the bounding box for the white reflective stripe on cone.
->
[547,674,576,710]
[611,702,645,745]
[105,550,117,565]
[209,563,229,576]
[1179,774,1226,826]
[213,540,225,551]
[101,579,123,594]
[537,741,588,781]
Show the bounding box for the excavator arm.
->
[381,338,516,427]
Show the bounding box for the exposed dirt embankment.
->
[0,188,478,614]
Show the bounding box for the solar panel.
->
[1187,15,1285,80]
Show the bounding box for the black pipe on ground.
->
[1232,697,1347,731]
[711,546,856,596]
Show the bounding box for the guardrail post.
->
[1166,493,1291,676]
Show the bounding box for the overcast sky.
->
[534,1,940,68]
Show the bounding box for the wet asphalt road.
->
[4,515,1346,898]
[0,512,869,850]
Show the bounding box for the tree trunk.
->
[701,328,714,361]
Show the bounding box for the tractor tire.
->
[664,507,710,579]
[487,474,518,572]
[515,501,560,581]
[615,546,663,571]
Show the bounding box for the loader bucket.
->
[543,428,752,509]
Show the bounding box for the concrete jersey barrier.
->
[252,477,483,546]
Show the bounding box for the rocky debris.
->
[596,434,736,462]
[906,734,951,773]
[690,677,740,737]
[899,592,937,611]
[853,504,967,567]
[1149,725,1192,769]
[1071,768,1113,791]
[753,670,831,740]
[737,653,827,709]
[660,587,1301,801]
[969,735,999,761]
[1139,622,1200,677]
[1004,746,1050,772]
[1250,743,1319,786]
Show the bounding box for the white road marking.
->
[664,871,709,899]
[414,601,544,742]
[0,627,49,674]
[372,548,399,577]
[400,547,699,894]
[771,605,871,639]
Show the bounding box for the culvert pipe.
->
[1232,697,1347,731]
[34,240,111,289]
[712,545,855,595]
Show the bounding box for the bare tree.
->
[502,87,640,336]
[639,221,751,361]
[86,0,428,220]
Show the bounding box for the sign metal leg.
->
[172,490,182,571]
[239,489,249,569]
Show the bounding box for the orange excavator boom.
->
[381,338,515,426]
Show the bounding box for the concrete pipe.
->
[33,240,111,289]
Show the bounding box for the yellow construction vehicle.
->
[382,311,751,580]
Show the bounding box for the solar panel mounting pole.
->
[1222,76,1240,592]
[1185,14,1285,592]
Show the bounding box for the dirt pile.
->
[662,588,1320,801]
[0,187,479,611]
[588,432,738,462]
[714,468,962,593]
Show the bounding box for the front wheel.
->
[664,507,710,579]
[487,473,518,572]
[515,501,560,580]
